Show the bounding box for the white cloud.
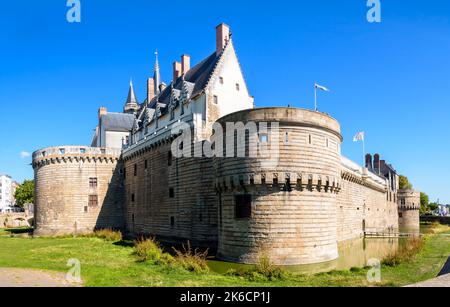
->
[20,151,31,159]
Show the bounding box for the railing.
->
[365,231,421,238]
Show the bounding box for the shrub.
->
[86,229,123,242]
[134,237,174,265]
[382,237,425,267]
[173,241,210,274]
[225,253,290,281]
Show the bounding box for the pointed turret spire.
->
[124,78,139,114]
[154,50,161,95]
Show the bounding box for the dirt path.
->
[0,268,83,287]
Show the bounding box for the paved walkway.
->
[0,268,82,287]
[405,273,450,287]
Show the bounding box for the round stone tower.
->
[398,189,420,233]
[32,146,125,236]
[213,108,343,265]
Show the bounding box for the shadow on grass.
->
[113,240,135,248]
[6,227,33,235]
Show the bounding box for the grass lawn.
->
[0,227,449,287]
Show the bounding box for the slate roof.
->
[125,81,139,106]
[149,51,220,109]
[101,112,135,132]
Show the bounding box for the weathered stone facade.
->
[32,146,125,236]
[122,141,218,247]
[213,108,342,265]
[398,189,420,232]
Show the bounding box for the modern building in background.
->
[0,174,17,212]
[437,204,450,216]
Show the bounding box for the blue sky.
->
[0,0,449,203]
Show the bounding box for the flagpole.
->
[314,85,317,111]
[362,138,366,167]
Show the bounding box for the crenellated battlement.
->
[214,172,341,193]
[32,146,122,169]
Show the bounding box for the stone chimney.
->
[374,154,381,174]
[99,107,107,120]
[147,77,155,102]
[216,23,230,56]
[181,54,190,75]
[365,154,373,171]
[173,61,182,81]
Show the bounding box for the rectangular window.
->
[80,148,86,154]
[89,178,98,188]
[84,206,88,213]
[145,160,148,170]
[170,216,175,227]
[131,194,135,202]
[259,134,268,143]
[236,83,240,91]
[59,148,65,154]
[134,164,137,176]
[219,77,224,84]
[213,95,218,104]
[169,188,175,198]
[235,194,252,219]
[88,195,98,207]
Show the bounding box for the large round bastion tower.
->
[214,108,343,265]
[398,189,420,233]
[32,146,125,235]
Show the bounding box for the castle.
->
[32,24,420,265]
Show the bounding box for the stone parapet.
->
[32,146,121,169]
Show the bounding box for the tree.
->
[428,203,439,212]
[399,175,413,190]
[420,192,430,215]
[14,180,34,207]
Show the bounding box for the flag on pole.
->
[353,132,365,142]
[315,83,330,92]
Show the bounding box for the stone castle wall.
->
[338,158,399,241]
[122,136,218,247]
[398,189,420,232]
[32,146,125,235]
[32,108,414,265]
